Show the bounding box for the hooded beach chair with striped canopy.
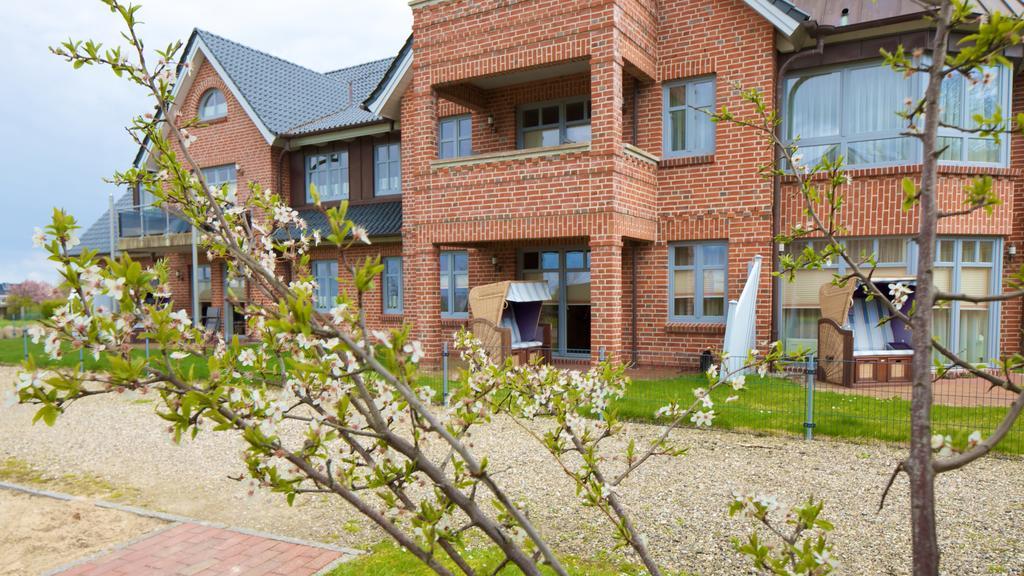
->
[817,282,856,386]
[468,281,553,365]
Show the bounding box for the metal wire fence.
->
[436,345,1023,455]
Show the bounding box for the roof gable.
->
[743,0,811,37]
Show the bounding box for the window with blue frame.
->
[383,256,403,314]
[782,60,1010,168]
[375,140,401,196]
[933,238,999,364]
[202,164,237,203]
[439,115,472,159]
[937,66,1009,165]
[669,242,727,322]
[312,259,339,311]
[306,150,348,203]
[778,236,1001,362]
[518,99,591,149]
[440,251,469,317]
[198,89,227,120]
[196,264,212,302]
[663,76,716,158]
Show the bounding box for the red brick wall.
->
[156,57,284,323]
[400,0,779,362]
[146,2,1024,363]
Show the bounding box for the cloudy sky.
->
[0,0,412,284]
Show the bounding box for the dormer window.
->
[199,89,227,120]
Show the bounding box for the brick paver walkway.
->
[55,522,345,576]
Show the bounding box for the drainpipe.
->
[771,22,834,344]
[276,140,291,200]
[631,242,639,365]
[276,141,292,283]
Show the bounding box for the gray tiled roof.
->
[275,201,403,241]
[770,0,811,21]
[71,192,134,257]
[195,29,392,136]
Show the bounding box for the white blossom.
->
[32,228,47,248]
[690,410,715,428]
[238,348,257,367]
[353,226,370,245]
[403,340,425,363]
[813,549,838,569]
[104,277,126,300]
[967,430,982,448]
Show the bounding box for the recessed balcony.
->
[117,204,192,252]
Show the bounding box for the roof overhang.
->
[287,120,401,148]
[743,0,811,39]
[363,35,412,121]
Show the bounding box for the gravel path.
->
[1,366,1021,575]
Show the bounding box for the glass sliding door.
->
[520,248,591,357]
[933,238,998,364]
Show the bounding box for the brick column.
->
[590,235,624,363]
[165,252,192,315]
[589,31,623,158]
[405,238,442,362]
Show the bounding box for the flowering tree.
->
[5,279,62,319]
[8,279,61,304]
[4,2,842,575]
[712,1,1024,573]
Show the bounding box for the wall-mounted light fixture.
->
[491,255,501,273]
[1009,243,1017,260]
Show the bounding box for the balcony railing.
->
[118,204,191,238]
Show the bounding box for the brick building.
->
[76,0,1024,369]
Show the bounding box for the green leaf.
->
[34,405,60,427]
[901,177,918,211]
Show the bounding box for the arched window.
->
[198,89,227,120]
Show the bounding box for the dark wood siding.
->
[289,131,402,209]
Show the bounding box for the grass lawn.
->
[610,375,1023,454]
[327,542,687,576]
[0,319,36,329]
[0,337,211,377]
[1,337,1019,454]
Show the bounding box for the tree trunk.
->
[908,2,953,574]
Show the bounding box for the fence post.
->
[23,328,29,362]
[145,337,150,361]
[598,347,606,421]
[442,341,449,406]
[79,348,85,372]
[804,356,816,441]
